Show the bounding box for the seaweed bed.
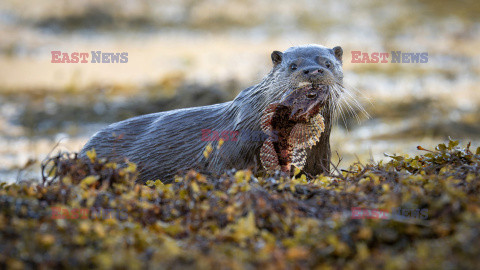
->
[0,140,479,269]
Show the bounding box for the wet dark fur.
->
[80,44,344,183]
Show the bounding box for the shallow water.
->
[0,0,479,183]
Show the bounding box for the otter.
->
[80,44,345,183]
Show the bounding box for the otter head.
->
[259,45,344,175]
[270,45,343,122]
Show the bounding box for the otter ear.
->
[332,46,343,64]
[271,51,283,66]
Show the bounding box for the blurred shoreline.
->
[1,0,479,183]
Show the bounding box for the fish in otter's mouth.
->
[260,84,327,174]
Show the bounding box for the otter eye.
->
[306,92,317,99]
[290,63,298,71]
[325,60,332,69]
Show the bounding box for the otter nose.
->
[303,67,324,75]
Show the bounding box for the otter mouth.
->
[278,84,329,122]
[259,85,327,175]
